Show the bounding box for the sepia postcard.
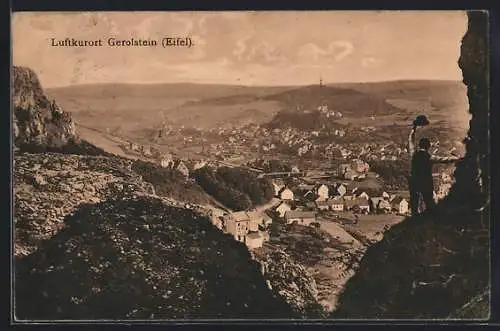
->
[11,10,490,322]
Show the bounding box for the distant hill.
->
[263,85,407,131]
[332,80,467,110]
[46,83,293,102]
[183,94,259,106]
[263,85,403,116]
[46,83,292,133]
[45,80,467,141]
[334,80,469,136]
[224,108,270,127]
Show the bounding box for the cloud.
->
[361,57,381,67]
[187,35,207,60]
[244,42,287,65]
[298,40,354,64]
[298,43,325,62]
[330,41,354,61]
[162,57,237,84]
[233,36,251,61]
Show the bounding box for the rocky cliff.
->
[444,10,490,211]
[12,66,110,156]
[13,66,76,148]
[332,11,490,319]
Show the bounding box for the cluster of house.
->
[150,111,461,171]
[155,154,190,176]
[272,180,410,218]
[124,141,192,178]
[254,128,407,162]
[317,104,343,119]
[209,209,273,250]
[338,159,370,180]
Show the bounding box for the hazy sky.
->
[12,11,468,87]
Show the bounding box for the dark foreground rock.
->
[332,210,489,319]
[15,196,297,320]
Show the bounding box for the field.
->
[75,124,132,158]
[320,212,405,241]
[163,99,283,128]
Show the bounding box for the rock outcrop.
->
[12,66,110,156]
[13,66,76,149]
[438,10,490,213]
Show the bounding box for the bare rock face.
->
[444,11,490,211]
[12,66,76,149]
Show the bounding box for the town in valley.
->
[97,88,458,252]
[45,75,466,311]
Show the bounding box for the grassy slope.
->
[264,85,403,116]
[131,160,212,205]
